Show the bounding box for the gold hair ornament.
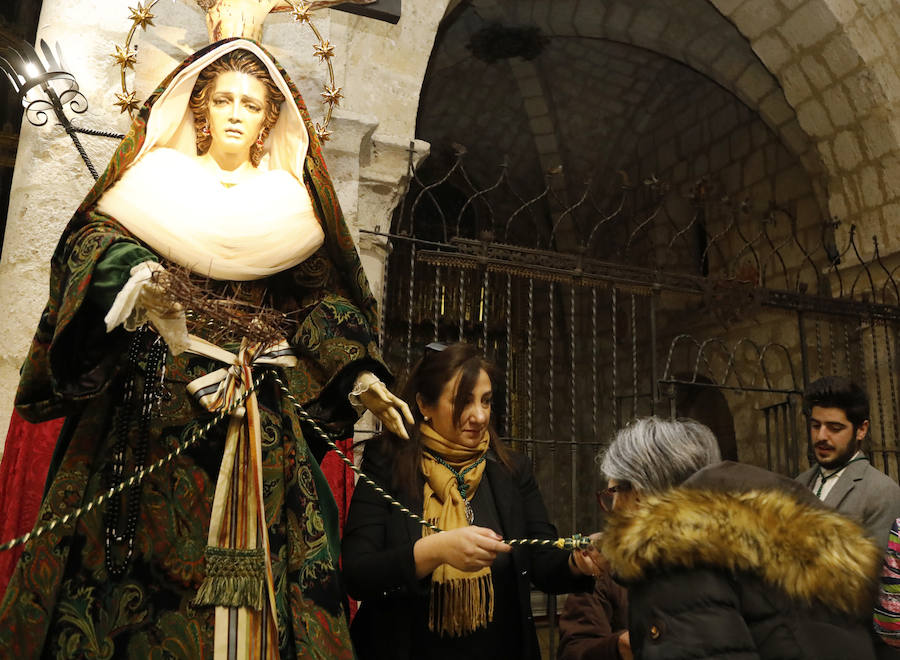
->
[283,0,340,141]
[111,0,157,115]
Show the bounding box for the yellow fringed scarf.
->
[420,423,493,636]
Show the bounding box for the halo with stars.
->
[111,0,343,142]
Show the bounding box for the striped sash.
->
[185,335,298,660]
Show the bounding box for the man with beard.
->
[796,376,900,551]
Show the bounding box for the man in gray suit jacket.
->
[796,376,900,551]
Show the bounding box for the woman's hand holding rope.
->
[569,535,604,577]
[413,526,511,578]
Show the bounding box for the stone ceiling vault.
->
[419,0,900,255]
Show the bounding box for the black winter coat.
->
[342,443,592,660]
[601,461,881,660]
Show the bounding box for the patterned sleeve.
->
[87,241,157,309]
[278,252,391,441]
[874,518,900,647]
[15,211,145,421]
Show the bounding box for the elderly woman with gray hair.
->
[560,416,881,660]
[558,418,719,660]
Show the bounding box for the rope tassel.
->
[194,546,267,610]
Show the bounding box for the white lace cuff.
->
[103,260,190,355]
[348,371,383,415]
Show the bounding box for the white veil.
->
[138,39,309,179]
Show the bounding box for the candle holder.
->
[0,38,101,179]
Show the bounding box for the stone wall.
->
[625,62,825,285]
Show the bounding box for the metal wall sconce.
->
[0,38,121,180]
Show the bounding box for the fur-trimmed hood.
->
[599,486,881,616]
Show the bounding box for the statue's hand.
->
[138,267,183,320]
[358,380,414,440]
[106,261,189,354]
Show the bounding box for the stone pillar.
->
[327,0,451,293]
[0,0,138,449]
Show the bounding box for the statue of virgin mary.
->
[0,37,406,659]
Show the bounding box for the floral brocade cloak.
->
[0,39,386,658]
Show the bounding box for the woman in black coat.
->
[342,342,595,660]
[597,417,881,660]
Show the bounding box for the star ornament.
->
[320,84,343,107]
[291,2,312,23]
[114,90,140,115]
[128,2,156,30]
[315,122,332,142]
[313,40,335,62]
[111,44,138,70]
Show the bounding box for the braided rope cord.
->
[62,124,99,180]
[69,124,126,140]
[0,369,592,554]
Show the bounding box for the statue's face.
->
[206,70,267,158]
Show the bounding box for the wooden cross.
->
[282,0,400,24]
[204,0,399,42]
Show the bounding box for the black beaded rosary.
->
[104,329,168,578]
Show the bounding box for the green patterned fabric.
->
[1,39,387,658]
[87,242,157,309]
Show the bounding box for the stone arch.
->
[526,0,824,201]
[415,1,835,260]
[428,0,900,255]
[440,1,826,203]
[710,0,900,253]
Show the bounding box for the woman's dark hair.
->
[188,49,286,167]
[381,342,513,501]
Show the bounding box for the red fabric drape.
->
[320,436,358,619]
[320,437,357,533]
[0,411,62,597]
